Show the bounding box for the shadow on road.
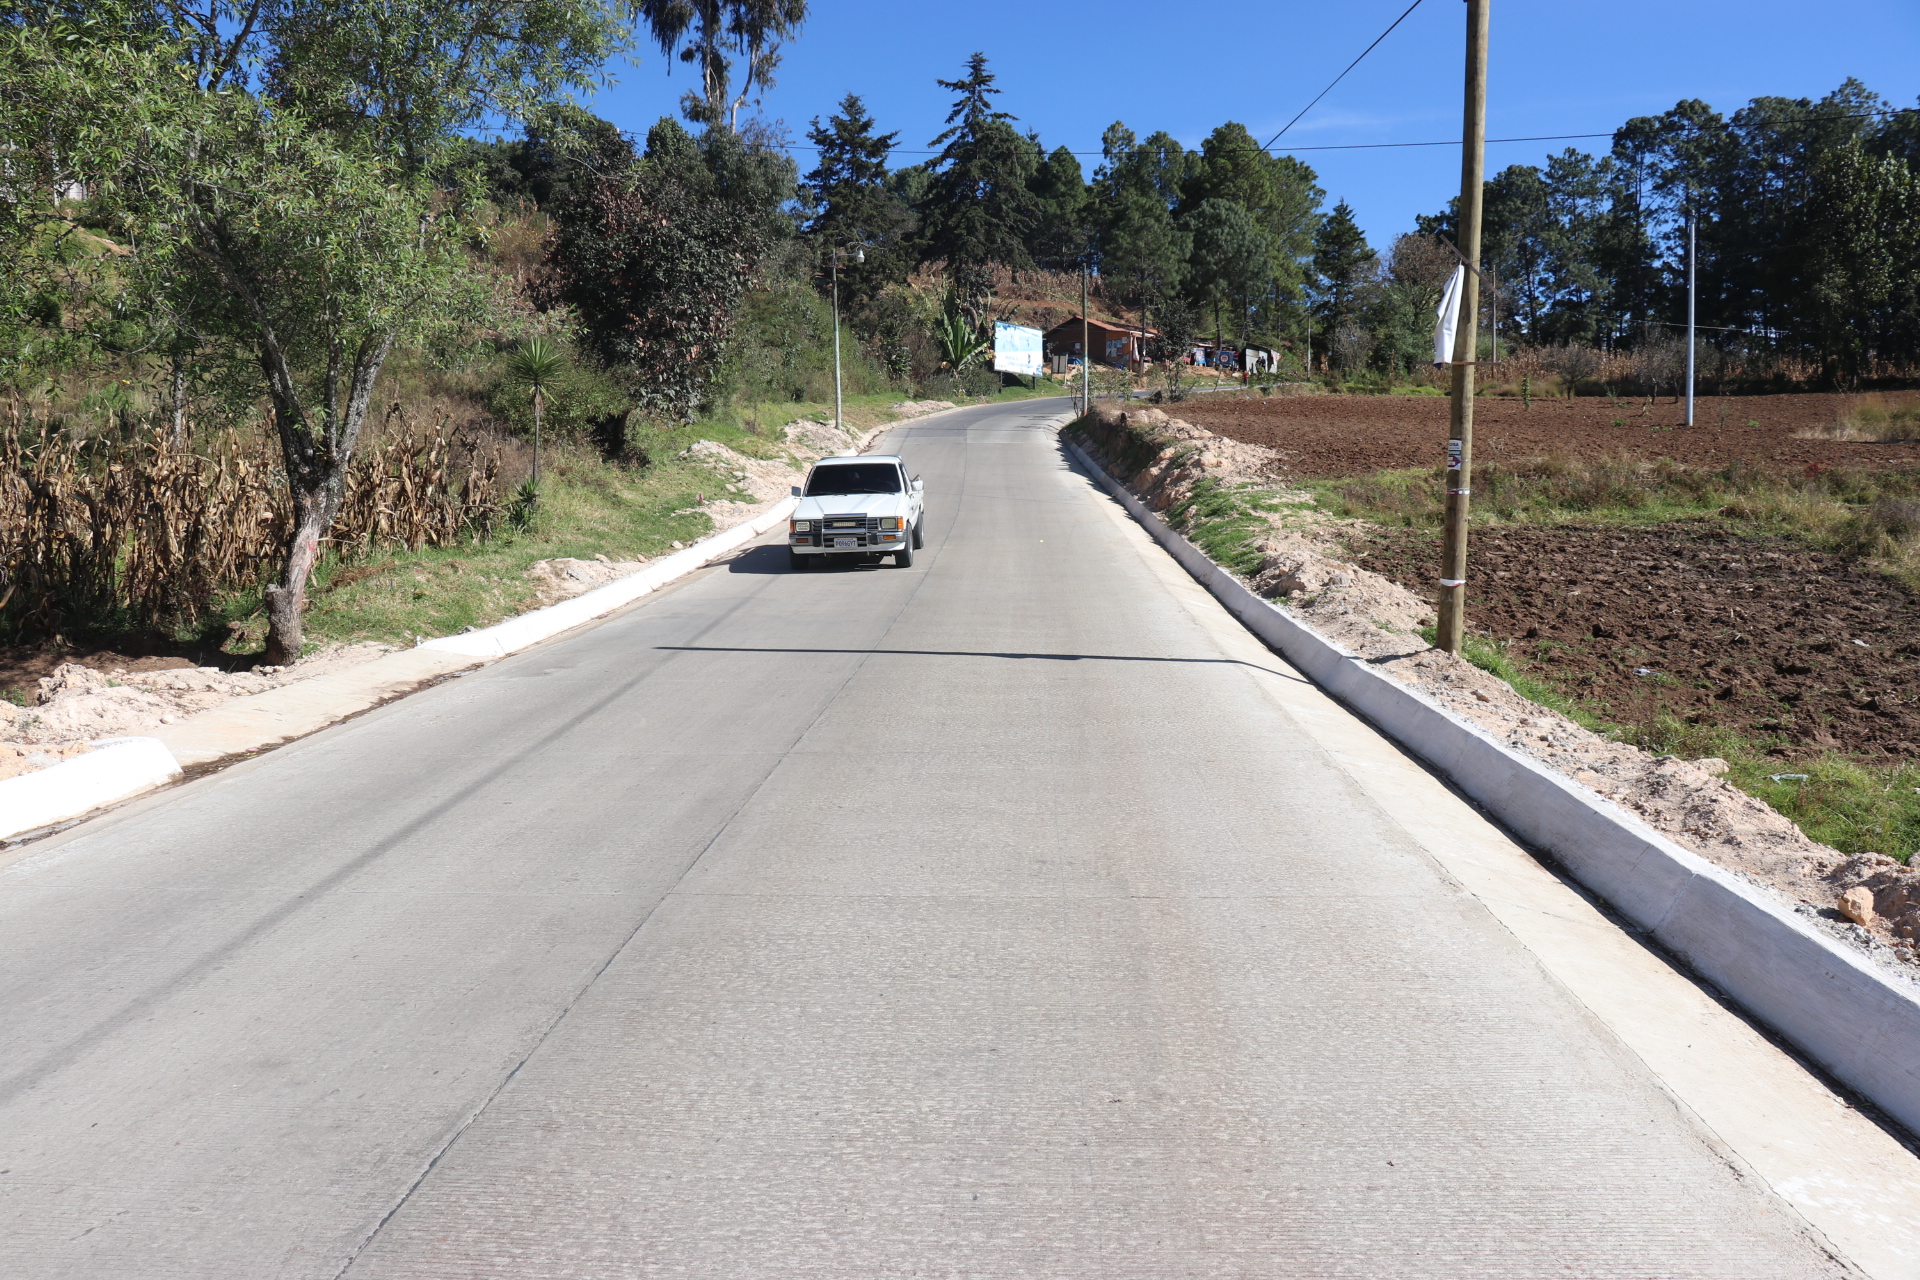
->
[727,546,896,575]
[657,645,1309,683]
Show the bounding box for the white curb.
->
[1064,430,1920,1138]
[0,737,182,840]
[421,499,799,659]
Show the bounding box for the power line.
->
[1261,0,1428,151]
[775,105,1919,157]
[797,132,1608,156]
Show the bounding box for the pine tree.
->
[804,94,910,304]
[1026,144,1090,270]
[1181,122,1322,340]
[917,53,1041,314]
[1312,201,1377,346]
[1091,122,1191,304]
[1184,199,1269,347]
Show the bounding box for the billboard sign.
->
[992,322,1044,377]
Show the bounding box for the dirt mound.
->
[889,400,957,418]
[524,555,650,607]
[1180,391,1920,478]
[0,645,393,779]
[781,418,861,459]
[1066,408,1920,978]
[1349,523,1920,758]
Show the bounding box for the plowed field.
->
[1180,391,1920,477]
[1349,522,1920,758]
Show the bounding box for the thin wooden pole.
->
[832,253,843,431]
[1435,0,1489,655]
[1081,264,1090,413]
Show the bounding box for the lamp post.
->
[830,246,865,431]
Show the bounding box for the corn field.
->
[0,408,504,638]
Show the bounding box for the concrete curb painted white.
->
[421,499,799,659]
[1063,429,1920,1138]
[0,737,182,840]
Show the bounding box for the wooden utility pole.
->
[1081,262,1091,413]
[1435,0,1489,655]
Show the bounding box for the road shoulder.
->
[1061,436,1920,1280]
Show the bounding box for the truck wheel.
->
[789,548,810,571]
[893,540,914,568]
[911,518,924,549]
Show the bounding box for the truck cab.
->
[788,455,925,569]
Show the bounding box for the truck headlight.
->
[879,517,901,531]
[792,520,811,532]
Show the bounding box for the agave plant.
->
[930,295,990,372]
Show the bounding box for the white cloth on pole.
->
[1433,264,1466,367]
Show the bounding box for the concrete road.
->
[0,400,1862,1277]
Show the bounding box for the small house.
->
[1041,316,1158,372]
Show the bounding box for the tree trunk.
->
[260,332,393,666]
[262,491,328,666]
[167,354,189,447]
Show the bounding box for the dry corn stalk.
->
[0,407,502,637]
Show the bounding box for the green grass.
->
[1311,455,1920,590]
[1630,715,1920,864]
[1164,477,1284,576]
[219,442,726,652]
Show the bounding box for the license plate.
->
[835,537,858,548]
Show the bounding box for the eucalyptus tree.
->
[1790,143,1920,381]
[4,0,639,663]
[635,0,807,130]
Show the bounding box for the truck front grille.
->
[814,514,880,547]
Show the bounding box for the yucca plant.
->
[504,336,567,491]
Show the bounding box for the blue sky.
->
[580,0,1920,252]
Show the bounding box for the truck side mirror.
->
[791,485,802,497]
[912,477,924,491]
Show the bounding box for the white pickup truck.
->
[788,454,925,570]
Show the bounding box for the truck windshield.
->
[805,463,902,496]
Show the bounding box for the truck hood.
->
[795,492,907,520]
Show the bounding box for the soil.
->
[0,643,236,706]
[1347,522,1920,759]
[1179,391,1920,477]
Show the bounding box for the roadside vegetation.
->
[1326,459,1920,864]
[1314,454,1920,590]
[1449,632,1920,865]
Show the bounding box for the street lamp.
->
[830,245,865,431]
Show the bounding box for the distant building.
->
[1041,316,1158,372]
